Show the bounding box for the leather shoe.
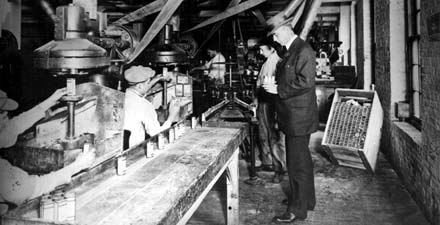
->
[272,212,302,224]
[256,164,274,172]
[281,199,315,210]
[272,172,284,183]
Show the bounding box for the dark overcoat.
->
[275,37,318,136]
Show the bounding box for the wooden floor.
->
[187,129,430,225]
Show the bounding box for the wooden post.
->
[226,149,239,225]
[283,0,305,18]
[289,0,306,28]
[250,9,267,26]
[299,0,322,40]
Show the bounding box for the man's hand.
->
[167,98,181,122]
[262,83,278,94]
[252,98,258,108]
[161,72,173,82]
[40,88,68,111]
[72,148,96,173]
[49,88,67,103]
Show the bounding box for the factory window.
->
[406,0,421,129]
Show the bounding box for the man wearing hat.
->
[123,65,180,147]
[263,16,318,223]
[0,89,95,214]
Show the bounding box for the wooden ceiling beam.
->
[112,0,166,25]
[284,0,306,18]
[185,0,266,32]
[300,0,322,39]
[127,0,184,63]
[289,0,306,27]
[321,0,353,3]
[318,5,340,14]
[198,10,221,17]
[250,9,267,27]
[193,0,241,56]
[315,15,338,21]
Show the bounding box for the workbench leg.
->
[249,122,256,178]
[226,149,239,225]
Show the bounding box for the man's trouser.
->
[285,134,316,219]
[257,101,286,173]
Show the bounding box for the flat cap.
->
[0,89,18,111]
[124,66,156,84]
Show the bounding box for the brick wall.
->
[419,0,440,221]
[374,0,440,223]
[373,0,391,156]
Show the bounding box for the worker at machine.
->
[254,37,286,183]
[123,65,180,148]
[0,89,95,215]
[190,45,226,85]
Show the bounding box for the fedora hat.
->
[0,90,18,111]
[267,14,294,36]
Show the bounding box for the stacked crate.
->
[322,89,383,173]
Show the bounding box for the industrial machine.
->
[0,4,128,174]
[2,3,195,174]
[34,4,111,150]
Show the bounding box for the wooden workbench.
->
[2,125,248,225]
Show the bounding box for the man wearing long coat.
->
[263,22,318,223]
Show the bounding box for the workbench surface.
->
[4,125,247,225]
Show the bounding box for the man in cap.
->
[123,65,180,147]
[263,16,318,223]
[0,89,95,214]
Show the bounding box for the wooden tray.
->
[321,88,383,173]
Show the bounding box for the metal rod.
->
[67,101,75,139]
[229,59,233,88]
[162,67,168,109]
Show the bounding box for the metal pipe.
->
[164,24,172,45]
[229,57,233,88]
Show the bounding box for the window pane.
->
[411,40,419,65]
[407,0,413,35]
[412,65,420,92]
[416,11,420,35]
[413,92,420,118]
[406,0,422,122]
